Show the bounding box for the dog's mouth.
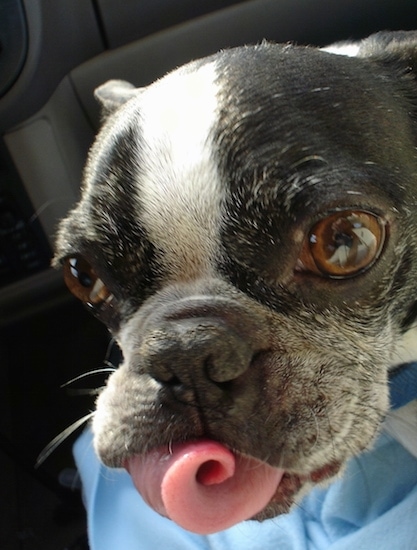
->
[123,438,341,534]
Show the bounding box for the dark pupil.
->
[78,272,93,288]
[69,260,93,288]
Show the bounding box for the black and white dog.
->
[55,31,417,536]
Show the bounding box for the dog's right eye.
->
[63,256,112,307]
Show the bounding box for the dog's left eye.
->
[63,255,113,307]
[297,210,386,278]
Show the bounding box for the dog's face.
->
[55,32,417,533]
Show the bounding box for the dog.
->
[55,31,417,537]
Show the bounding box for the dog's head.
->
[55,31,417,533]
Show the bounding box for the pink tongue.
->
[125,440,284,534]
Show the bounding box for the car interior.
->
[1,1,416,548]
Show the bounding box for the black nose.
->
[139,317,253,389]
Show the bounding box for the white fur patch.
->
[136,62,224,279]
[321,43,361,57]
[394,325,417,365]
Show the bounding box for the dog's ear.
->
[324,31,417,73]
[325,31,417,100]
[357,30,417,72]
[94,79,140,119]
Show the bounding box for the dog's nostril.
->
[150,367,174,384]
[153,372,197,403]
[203,340,252,384]
[204,355,236,386]
[165,375,182,387]
[153,370,182,386]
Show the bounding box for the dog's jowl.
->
[55,31,417,535]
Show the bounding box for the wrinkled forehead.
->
[80,45,411,233]
[74,44,416,236]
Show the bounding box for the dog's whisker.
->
[61,367,116,388]
[65,387,103,397]
[36,412,95,468]
[28,196,77,226]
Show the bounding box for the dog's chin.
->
[255,461,343,520]
[92,421,342,535]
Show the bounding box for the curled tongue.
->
[125,440,285,534]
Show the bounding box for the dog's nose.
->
[139,317,253,388]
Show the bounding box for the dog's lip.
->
[123,439,342,534]
[123,439,285,534]
[266,461,342,514]
[305,461,342,483]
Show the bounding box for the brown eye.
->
[298,211,386,278]
[63,255,112,306]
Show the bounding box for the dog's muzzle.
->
[118,295,290,534]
